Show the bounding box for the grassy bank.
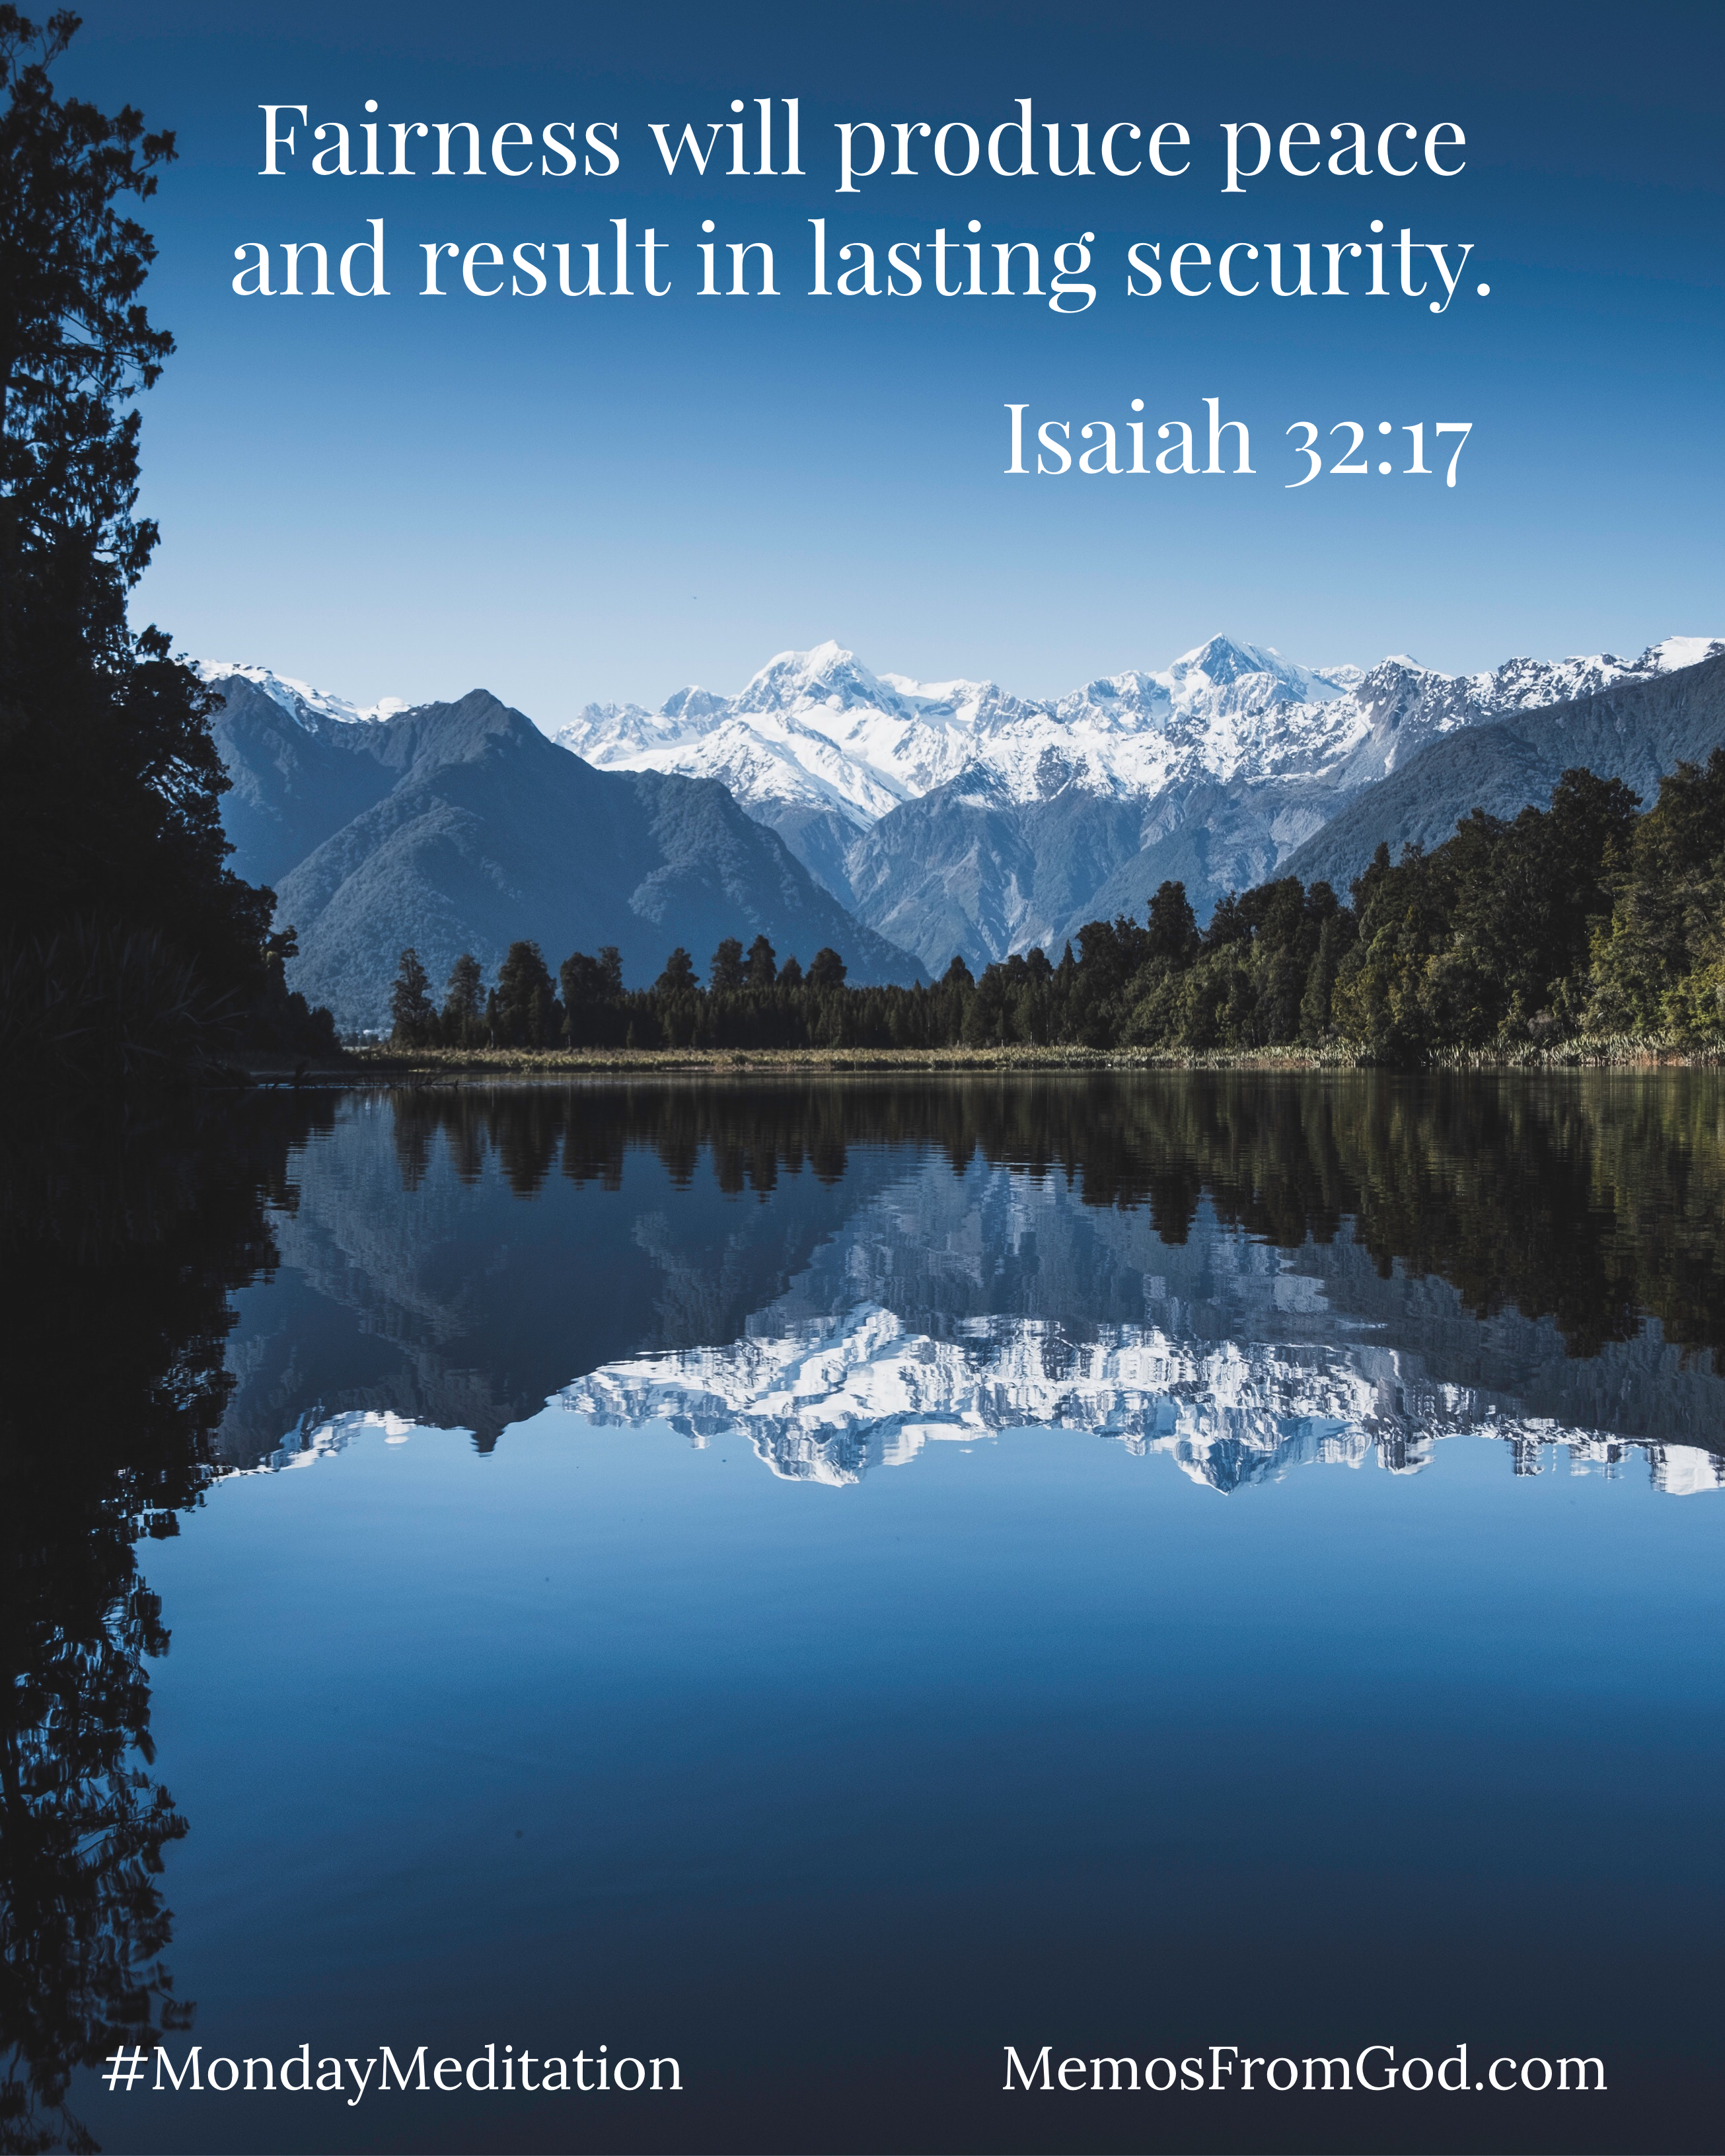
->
[258,1035,1725,1084]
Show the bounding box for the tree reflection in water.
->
[3,1072,1724,2148]
[0,1099,328,2153]
[386,1071,1725,1368]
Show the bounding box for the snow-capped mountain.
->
[547,1146,1724,1497]
[554,632,1724,962]
[558,1305,1720,1499]
[200,630,1725,978]
[195,659,410,730]
[557,632,1720,843]
[200,666,928,1023]
[231,1343,1722,1500]
[558,635,1347,830]
[210,1079,1725,1495]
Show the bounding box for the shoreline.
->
[239,1038,1725,1085]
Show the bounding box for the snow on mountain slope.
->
[198,633,1724,969]
[556,633,1724,844]
[554,1147,1722,1497]
[559,1303,1716,1498]
[203,633,1722,817]
[194,659,409,731]
[559,639,1033,822]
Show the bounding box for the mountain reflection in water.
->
[5,1072,1725,2151]
[225,1075,1725,1495]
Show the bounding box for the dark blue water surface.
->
[9,1075,1724,2155]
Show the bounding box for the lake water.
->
[8,1074,1724,2155]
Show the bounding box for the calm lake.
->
[9,1073,1724,2155]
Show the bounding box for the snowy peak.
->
[196,659,409,732]
[1333,637,1725,781]
[733,639,914,719]
[1165,633,1347,707]
[206,632,1725,923]
[560,696,690,759]
[1648,635,1725,672]
[1446,637,1723,717]
[550,630,1725,889]
[548,1158,1724,1499]
[661,684,729,723]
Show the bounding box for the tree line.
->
[377,1069,1725,1368]
[390,752,1725,1061]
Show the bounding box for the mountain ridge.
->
[554,632,1722,963]
[202,631,1725,995]
[1281,648,1725,895]
[206,673,928,1026]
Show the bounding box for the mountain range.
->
[204,629,1725,1021]
[213,1102,1725,1497]
[559,633,1725,967]
[1282,643,1725,890]
[205,668,926,1027]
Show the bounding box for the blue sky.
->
[61,0,1725,720]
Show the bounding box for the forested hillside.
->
[1283,649,1725,896]
[389,754,1725,1062]
[209,674,927,1026]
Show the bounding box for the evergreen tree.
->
[388,947,435,1046]
[442,951,484,1042]
[558,949,605,1006]
[709,937,745,993]
[405,756,1725,1067]
[1299,904,1355,1044]
[1145,880,1200,964]
[1585,751,1725,1035]
[560,946,626,1046]
[494,939,558,1046]
[745,933,776,989]
[0,9,299,1065]
[934,953,974,1040]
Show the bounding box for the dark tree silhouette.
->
[0,1096,322,2152]
[368,765,1722,1068]
[494,941,559,1047]
[708,938,745,994]
[1145,879,1200,965]
[558,945,624,1047]
[0,8,328,1078]
[388,948,434,1046]
[441,952,484,1042]
[744,935,776,990]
